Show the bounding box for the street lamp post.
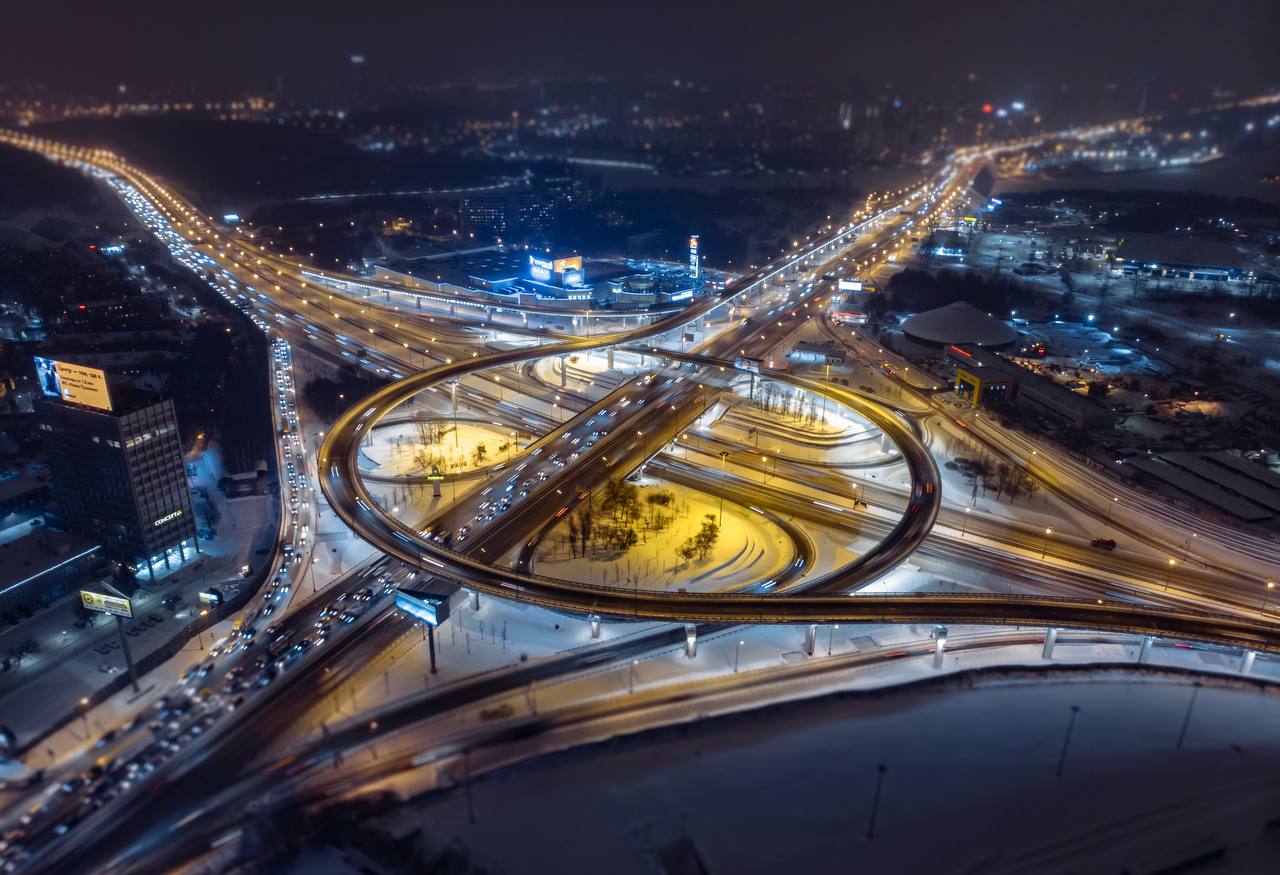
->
[827,624,839,656]
[1040,527,1053,559]
[79,697,90,738]
[1165,557,1177,592]
[734,640,744,673]
[718,451,728,526]
[628,659,637,694]
[1264,578,1276,614]
[1107,495,1118,524]
[450,381,460,448]
[961,505,972,538]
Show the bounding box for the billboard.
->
[837,279,863,293]
[529,255,554,282]
[552,256,582,273]
[396,589,452,626]
[81,590,133,619]
[34,357,112,411]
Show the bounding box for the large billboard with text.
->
[34,357,112,411]
[81,590,133,619]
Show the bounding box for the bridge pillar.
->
[684,624,698,658]
[933,626,948,669]
[607,348,614,369]
[1241,650,1256,675]
[470,590,480,612]
[1041,628,1058,659]
[805,624,817,656]
[1138,636,1153,664]
[590,616,601,639]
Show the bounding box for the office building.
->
[36,384,197,577]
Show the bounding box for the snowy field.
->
[373,669,1280,875]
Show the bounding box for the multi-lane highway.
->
[2,113,1279,875]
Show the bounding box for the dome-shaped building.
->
[901,301,1017,349]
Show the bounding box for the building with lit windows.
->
[36,389,196,577]
[944,343,1116,431]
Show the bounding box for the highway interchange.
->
[0,117,1278,873]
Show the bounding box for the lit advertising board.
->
[552,256,582,273]
[396,589,452,626]
[81,590,133,619]
[837,279,863,292]
[34,357,112,411]
[529,255,554,282]
[561,269,585,286]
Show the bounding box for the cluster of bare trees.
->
[560,480,683,559]
[945,452,1041,504]
[750,383,826,427]
[677,514,720,564]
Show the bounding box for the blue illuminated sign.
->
[396,589,451,626]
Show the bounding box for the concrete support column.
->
[1138,636,1153,664]
[933,626,948,669]
[684,624,698,659]
[590,616,601,639]
[607,348,614,369]
[470,590,480,611]
[1241,650,1256,675]
[1042,627,1058,660]
[805,624,817,656]
[559,355,567,388]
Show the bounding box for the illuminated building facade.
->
[36,394,197,577]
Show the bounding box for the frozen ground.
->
[359,419,529,477]
[355,669,1280,875]
[532,483,795,592]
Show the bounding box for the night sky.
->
[5,0,1278,98]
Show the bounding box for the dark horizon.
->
[5,0,1278,104]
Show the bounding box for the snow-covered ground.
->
[341,667,1280,875]
[531,482,796,592]
[359,419,530,477]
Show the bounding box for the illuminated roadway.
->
[317,270,1280,652]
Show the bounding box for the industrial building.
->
[944,343,1117,431]
[1112,234,1254,284]
[787,340,845,365]
[0,530,101,615]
